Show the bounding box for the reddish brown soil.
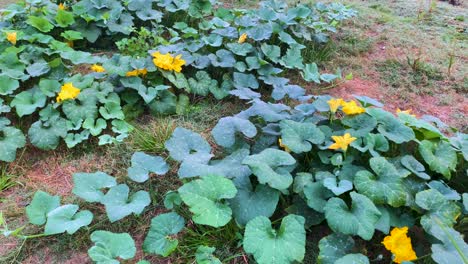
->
[22,153,111,196]
[329,77,467,125]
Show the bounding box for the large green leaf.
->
[335,254,370,264]
[285,196,325,227]
[230,176,279,226]
[400,155,430,180]
[279,120,325,153]
[55,10,75,27]
[242,148,296,190]
[354,157,407,207]
[25,191,60,225]
[127,152,169,183]
[303,181,334,213]
[178,175,237,227]
[301,63,320,83]
[187,71,219,96]
[0,75,20,95]
[82,118,107,136]
[419,140,457,179]
[26,61,50,77]
[342,114,377,138]
[211,117,257,148]
[62,99,98,123]
[243,214,306,264]
[38,79,61,97]
[429,217,468,264]
[27,16,54,32]
[324,192,381,240]
[196,246,222,264]
[178,149,251,179]
[415,189,461,232]
[44,204,93,235]
[367,108,415,144]
[28,118,68,150]
[0,126,26,162]
[88,231,136,264]
[11,89,47,117]
[101,184,151,222]
[317,233,355,264]
[323,177,353,196]
[143,212,185,257]
[72,172,117,202]
[165,127,212,163]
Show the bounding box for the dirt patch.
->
[329,76,467,128]
[23,153,111,196]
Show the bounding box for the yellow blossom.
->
[278,138,291,153]
[327,98,345,113]
[6,32,17,45]
[341,100,366,115]
[126,68,148,77]
[152,51,185,73]
[172,55,185,73]
[397,108,416,117]
[67,40,74,48]
[329,133,356,152]
[238,33,247,44]
[382,227,417,263]
[91,64,105,73]
[58,3,66,10]
[56,83,80,103]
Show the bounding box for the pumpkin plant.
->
[3,95,467,263]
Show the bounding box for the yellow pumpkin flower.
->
[172,54,185,73]
[58,3,66,10]
[329,133,356,152]
[126,68,148,77]
[67,40,74,48]
[397,108,416,117]
[278,138,291,153]
[382,227,417,263]
[327,98,345,113]
[6,32,17,45]
[91,64,105,73]
[56,83,80,103]
[126,69,139,77]
[137,68,148,76]
[341,100,366,115]
[152,51,186,73]
[238,33,247,44]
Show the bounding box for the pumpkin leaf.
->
[178,175,237,227]
[88,231,136,264]
[354,157,407,207]
[127,152,169,183]
[317,233,355,264]
[101,184,151,222]
[324,192,381,240]
[279,119,325,153]
[242,148,296,190]
[44,204,93,235]
[143,212,185,257]
[419,140,457,180]
[25,191,60,225]
[72,172,117,203]
[243,214,306,264]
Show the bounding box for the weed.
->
[302,41,336,65]
[376,58,443,95]
[177,220,244,263]
[0,166,17,196]
[336,32,373,56]
[129,118,176,154]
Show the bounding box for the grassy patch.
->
[376,58,443,95]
